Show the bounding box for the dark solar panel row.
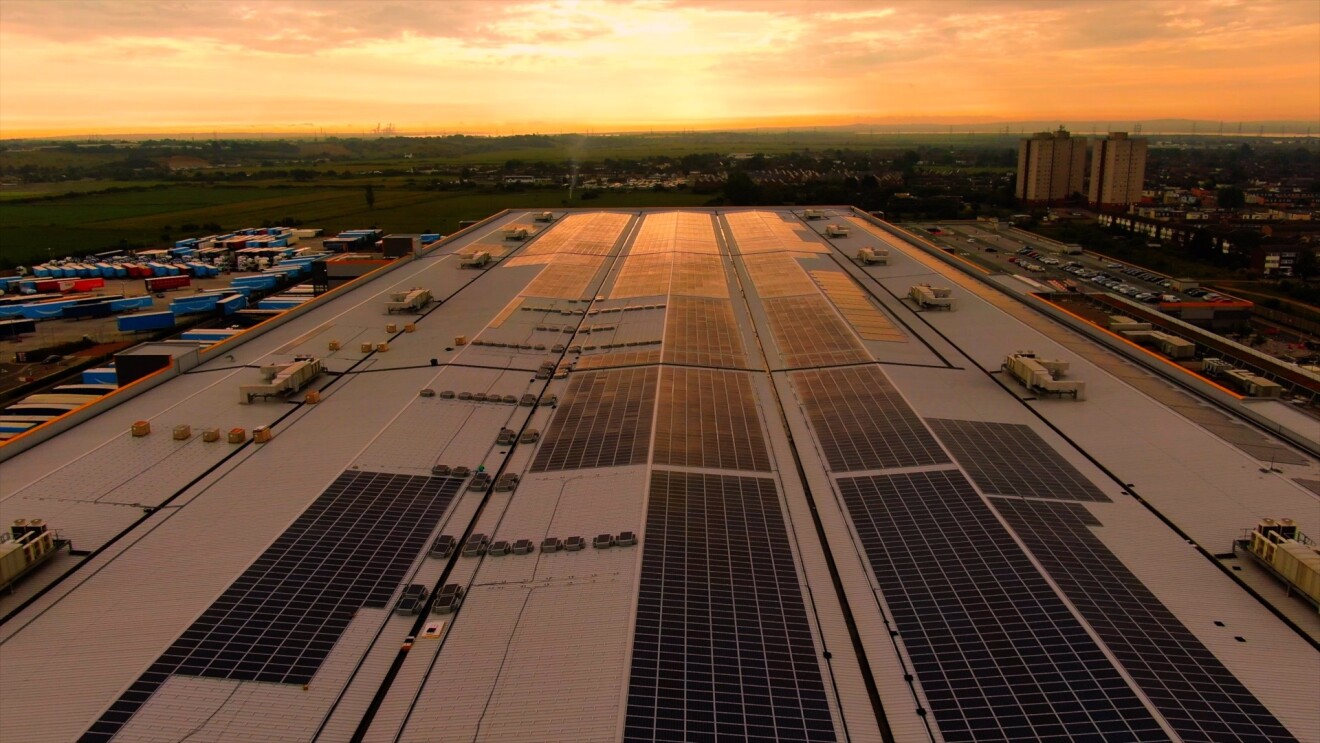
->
[927,419,1110,502]
[762,295,872,368]
[792,365,950,471]
[78,471,463,743]
[574,348,663,371]
[625,470,837,742]
[994,498,1296,743]
[837,471,1169,742]
[531,366,658,471]
[662,296,749,368]
[654,367,771,472]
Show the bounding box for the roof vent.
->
[468,472,491,491]
[457,391,473,400]
[431,464,451,477]
[430,534,456,558]
[488,539,511,556]
[495,473,520,491]
[462,534,489,557]
[496,428,516,446]
[541,537,562,552]
[520,394,537,406]
[451,465,471,477]
[593,534,615,549]
[439,390,456,399]
[472,392,488,402]
[564,536,586,551]
[432,584,466,614]
[512,539,535,555]
[541,394,558,406]
[501,394,518,404]
[395,584,428,614]
[520,429,540,444]
[617,531,638,547]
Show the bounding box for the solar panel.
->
[836,471,1167,742]
[763,295,873,368]
[792,366,949,471]
[78,471,464,743]
[574,348,662,371]
[531,367,659,472]
[927,419,1110,502]
[662,296,748,368]
[654,368,771,472]
[625,470,837,742]
[994,498,1296,742]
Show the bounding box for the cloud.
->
[0,0,1316,135]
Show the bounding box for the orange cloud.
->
[1,0,1316,137]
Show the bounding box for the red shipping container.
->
[145,275,191,292]
[72,277,105,292]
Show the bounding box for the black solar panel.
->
[625,470,837,742]
[662,296,748,368]
[531,366,658,472]
[927,419,1110,502]
[793,365,949,471]
[654,367,771,472]
[994,497,1296,743]
[762,295,872,368]
[837,470,1168,742]
[78,471,463,743]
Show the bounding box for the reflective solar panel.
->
[763,295,873,368]
[625,470,837,742]
[662,296,748,369]
[792,366,949,471]
[836,471,1167,742]
[78,471,464,743]
[927,419,1110,502]
[654,368,770,472]
[531,367,658,472]
[994,498,1296,743]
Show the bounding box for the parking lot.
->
[904,222,1240,306]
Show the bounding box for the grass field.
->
[0,184,710,268]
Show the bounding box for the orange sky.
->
[2,0,1318,138]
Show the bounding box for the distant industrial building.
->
[1089,132,1148,208]
[1015,127,1087,204]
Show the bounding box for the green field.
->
[0,184,709,268]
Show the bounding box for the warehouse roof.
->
[1,208,1317,743]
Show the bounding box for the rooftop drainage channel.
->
[341,213,644,743]
[717,213,900,743]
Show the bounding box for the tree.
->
[1293,249,1318,281]
[364,185,376,210]
[1217,186,1245,210]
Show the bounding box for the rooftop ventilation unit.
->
[593,534,615,549]
[512,539,535,555]
[395,584,428,614]
[564,536,586,552]
[495,473,520,492]
[385,288,432,314]
[909,284,953,310]
[430,534,456,558]
[440,390,456,399]
[503,227,530,241]
[803,209,825,220]
[541,537,562,552]
[451,465,471,477]
[616,531,638,547]
[460,251,491,268]
[541,394,558,406]
[520,394,537,407]
[1003,351,1085,400]
[520,429,540,444]
[462,534,489,557]
[826,224,850,237]
[496,428,517,446]
[432,584,466,614]
[534,211,555,222]
[239,356,325,404]
[489,540,511,556]
[856,247,889,265]
[431,464,451,477]
[468,472,492,491]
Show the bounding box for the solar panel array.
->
[629,211,721,255]
[611,253,673,298]
[79,472,463,743]
[625,470,837,742]
[792,366,949,471]
[654,368,771,472]
[809,270,906,342]
[994,498,1296,743]
[531,366,659,472]
[927,419,1110,502]
[574,348,663,371]
[725,210,829,253]
[515,211,632,259]
[662,296,748,369]
[742,253,820,297]
[671,253,729,298]
[763,296,873,368]
[836,471,1168,742]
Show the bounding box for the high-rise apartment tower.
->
[1088,131,1148,208]
[1015,127,1087,204]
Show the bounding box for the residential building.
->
[1088,132,1148,208]
[1015,127,1087,204]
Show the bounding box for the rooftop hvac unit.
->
[501,394,518,404]
[617,531,638,547]
[803,209,825,220]
[419,388,436,398]
[512,539,535,555]
[385,287,432,314]
[495,473,520,492]
[520,429,540,444]
[462,534,489,557]
[460,251,491,268]
[856,247,889,265]
[909,283,953,310]
[238,357,325,404]
[452,465,471,477]
[541,537,563,552]
[826,224,850,237]
[488,540,512,556]
[541,394,558,406]
[468,472,492,491]
[431,464,451,477]
[1002,351,1084,400]
[440,390,456,399]
[534,211,555,222]
[593,534,615,549]
[564,536,586,551]
[496,428,516,445]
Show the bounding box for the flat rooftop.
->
[1,208,1317,743]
